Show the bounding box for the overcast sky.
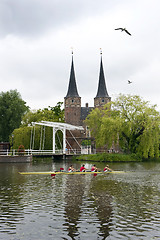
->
[0,0,160,111]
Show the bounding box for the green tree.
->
[86,94,160,158]
[12,102,64,150]
[22,102,64,126]
[49,102,64,121]
[85,102,121,149]
[0,90,29,142]
[12,126,31,149]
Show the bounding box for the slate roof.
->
[81,107,93,120]
[65,56,80,97]
[95,56,110,98]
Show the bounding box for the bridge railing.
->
[0,149,82,156]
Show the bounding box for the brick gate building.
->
[64,52,111,153]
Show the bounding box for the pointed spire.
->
[66,51,80,97]
[95,50,109,98]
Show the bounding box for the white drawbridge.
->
[31,121,84,154]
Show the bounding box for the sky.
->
[0,0,160,111]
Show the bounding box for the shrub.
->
[18,145,25,155]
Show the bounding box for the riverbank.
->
[74,153,160,162]
[0,155,32,163]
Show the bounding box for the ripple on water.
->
[0,162,160,239]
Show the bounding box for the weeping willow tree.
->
[12,126,63,150]
[85,94,160,158]
[11,102,64,150]
[85,103,121,149]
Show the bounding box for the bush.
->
[18,145,25,155]
[75,153,142,162]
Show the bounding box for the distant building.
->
[0,142,10,155]
[64,53,111,153]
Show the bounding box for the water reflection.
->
[63,175,86,238]
[89,179,112,239]
[63,173,113,239]
[0,164,28,235]
[99,173,160,239]
[0,161,160,239]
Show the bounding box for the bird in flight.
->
[115,28,131,36]
[128,80,132,84]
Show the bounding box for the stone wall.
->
[0,155,32,163]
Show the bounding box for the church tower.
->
[64,52,81,126]
[94,52,111,108]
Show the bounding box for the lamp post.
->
[12,134,14,155]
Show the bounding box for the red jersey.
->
[91,167,95,172]
[80,166,85,172]
[104,167,108,172]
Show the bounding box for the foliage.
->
[75,153,142,162]
[22,102,64,126]
[81,140,91,146]
[11,126,31,149]
[18,145,25,155]
[48,102,64,120]
[85,102,121,149]
[12,102,64,150]
[0,90,29,142]
[85,94,160,158]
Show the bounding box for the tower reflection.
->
[63,175,86,238]
[89,178,113,239]
[63,174,113,239]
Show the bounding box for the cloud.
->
[0,0,118,37]
[0,0,160,111]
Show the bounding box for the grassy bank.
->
[75,153,142,162]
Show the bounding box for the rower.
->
[103,165,112,172]
[91,164,98,172]
[80,164,86,172]
[68,165,76,172]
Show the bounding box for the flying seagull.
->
[128,80,132,84]
[115,28,131,36]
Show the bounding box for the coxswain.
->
[80,164,86,172]
[103,165,112,172]
[91,164,98,172]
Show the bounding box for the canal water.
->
[0,159,160,240]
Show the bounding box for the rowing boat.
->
[19,171,124,175]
